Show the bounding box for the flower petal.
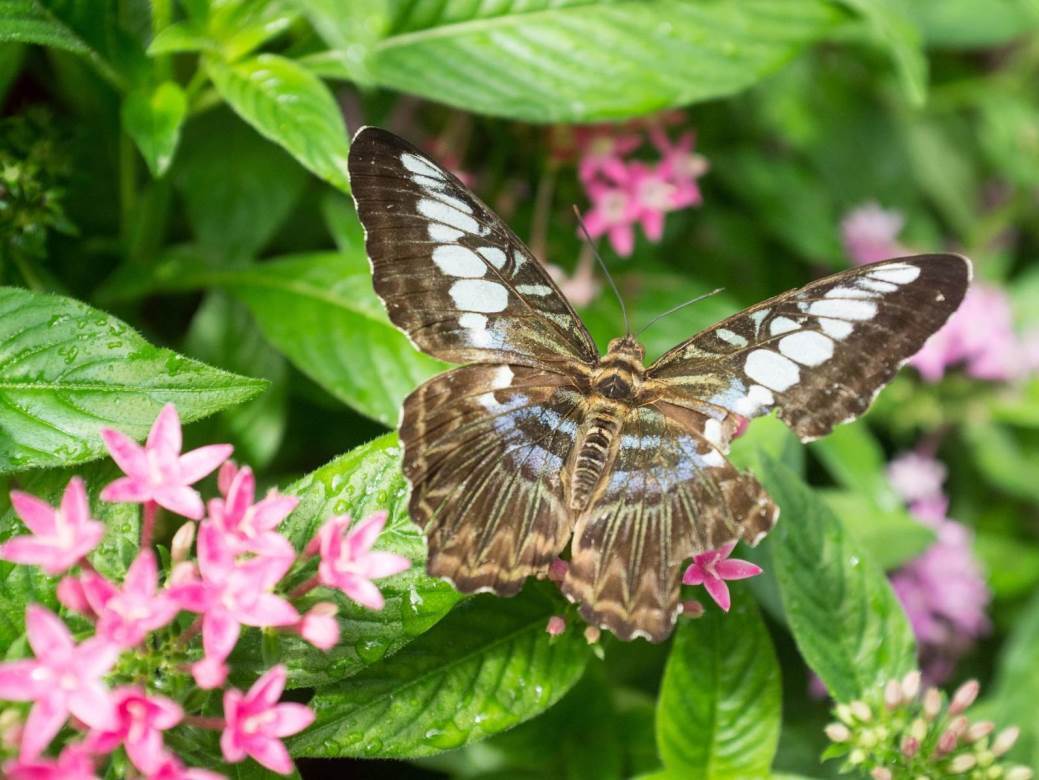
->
[356,551,411,580]
[178,444,234,485]
[21,695,67,758]
[246,737,293,775]
[0,660,44,700]
[250,493,298,533]
[270,703,315,737]
[226,467,255,521]
[220,723,247,763]
[100,428,147,478]
[154,485,205,520]
[682,564,705,586]
[25,605,74,658]
[344,511,387,558]
[100,476,152,504]
[68,681,117,731]
[147,404,183,459]
[235,593,299,628]
[124,549,159,596]
[126,728,166,774]
[202,609,240,663]
[715,559,763,581]
[8,491,57,535]
[77,636,120,678]
[702,576,732,612]
[247,665,287,710]
[0,536,70,572]
[59,477,91,529]
[340,576,385,610]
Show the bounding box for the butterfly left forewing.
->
[647,255,971,441]
[562,402,776,642]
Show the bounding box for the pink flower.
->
[309,511,411,610]
[0,605,119,757]
[574,124,642,182]
[298,603,339,650]
[85,686,182,773]
[887,452,948,505]
[581,168,641,257]
[545,615,566,636]
[629,160,701,241]
[682,542,763,612]
[170,523,299,688]
[0,478,104,575]
[547,255,601,308]
[148,756,225,780]
[79,549,179,648]
[100,404,232,519]
[206,466,298,555]
[3,743,98,779]
[650,129,710,187]
[841,202,908,264]
[220,665,314,775]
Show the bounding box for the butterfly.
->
[347,126,971,642]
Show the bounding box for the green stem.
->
[10,247,45,291]
[119,132,138,246]
[151,0,173,80]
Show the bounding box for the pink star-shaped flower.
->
[206,465,299,556]
[0,605,119,758]
[78,549,180,648]
[169,523,299,688]
[3,742,98,779]
[308,511,411,610]
[682,542,763,612]
[575,124,642,182]
[0,478,104,575]
[100,404,232,519]
[628,161,701,242]
[149,756,226,780]
[581,168,641,257]
[85,686,182,773]
[220,665,315,775]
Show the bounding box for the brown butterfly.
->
[347,127,971,642]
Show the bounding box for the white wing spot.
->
[491,365,513,389]
[717,328,748,347]
[704,418,723,446]
[459,312,487,330]
[769,317,799,336]
[701,449,725,468]
[428,224,464,242]
[826,285,876,299]
[749,309,770,334]
[779,331,834,366]
[517,284,553,297]
[745,349,800,391]
[401,153,446,180]
[433,245,486,278]
[856,277,897,294]
[478,247,507,269]
[818,317,854,340]
[733,384,775,417]
[808,299,877,321]
[869,264,920,284]
[418,198,479,234]
[449,279,509,313]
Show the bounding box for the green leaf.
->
[147,19,214,55]
[963,421,1039,503]
[363,0,840,123]
[835,0,928,106]
[0,461,137,652]
[0,0,90,55]
[0,286,265,473]
[290,584,591,758]
[656,591,780,779]
[907,0,1039,48]
[987,589,1039,767]
[207,53,350,191]
[206,0,299,62]
[225,252,446,427]
[819,489,934,571]
[292,0,391,85]
[759,456,916,702]
[974,532,1039,600]
[121,80,187,177]
[173,110,308,258]
[232,434,460,688]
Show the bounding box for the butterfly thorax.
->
[566,337,647,513]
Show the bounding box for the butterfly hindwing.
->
[561,402,776,642]
[348,126,598,369]
[648,255,971,441]
[400,363,583,595]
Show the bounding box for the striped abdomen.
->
[568,399,625,513]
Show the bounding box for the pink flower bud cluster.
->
[0,404,409,777]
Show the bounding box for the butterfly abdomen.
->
[567,399,626,513]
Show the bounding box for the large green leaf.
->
[0,461,137,652]
[656,591,781,780]
[0,286,265,473]
[759,456,916,702]
[360,0,840,123]
[207,53,350,191]
[225,253,446,427]
[986,589,1039,768]
[907,0,1039,48]
[835,0,927,106]
[290,584,591,758]
[0,0,90,55]
[121,80,187,177]
[232,434,460,688]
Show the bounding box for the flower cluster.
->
[571,115,709,258]
[0,404,409,777]
[824,672,1032,780]
[841,202,1037,381]
[886,451,990,683]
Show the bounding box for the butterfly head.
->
[596,336,646,401]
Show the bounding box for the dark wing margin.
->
[401,363,583,595]
[561,403,776,642]
[348,126,599,369]
[647,255,971,441]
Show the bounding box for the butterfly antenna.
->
[636,288,725,338]
[572,205,631,336]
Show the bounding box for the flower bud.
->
[949,754,976,773]
[825,722,851,742]
[923,687,942,719]
[871,769,892,780]
[884,679,902,710]
[946,714,969,740]
[1006,767,1034,780]
[900,735,919,758]
[909,717,928,742]
[848,748,866,765]
[56,575,92,615]
[949,679,980,715]
[169,560,196,585]
[681,600,705,618]
[548,558,569,582]
[170,521,196,565]
[0,709,23,749]
[835,703,853,724]
[993,726,1021,757]
[300,602,339,650]
[966,720,995,742]
[583,625,601,644]
[901,670,921,700]
[546,615,566,636]
[850,700,872,722]
[217,460,239,495]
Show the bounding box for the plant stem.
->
[183,715,225,730]
[141,500,159,549]
[529,164,558,264]
[289,575,320,600]
[119,132,137,246]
